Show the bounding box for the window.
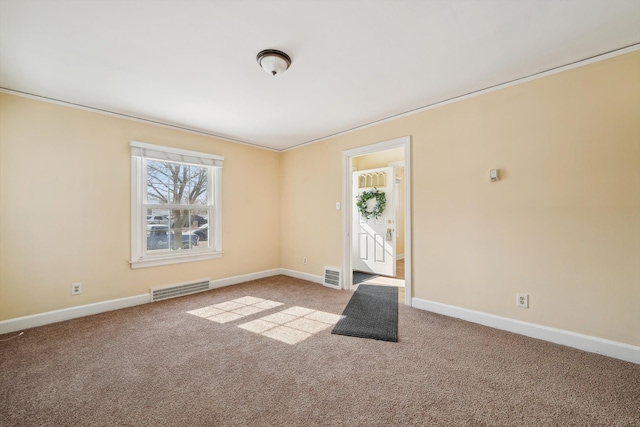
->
[130,141,223,269]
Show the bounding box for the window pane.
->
[185,165,208,205]
[168,163,184,205]
[171,209,198,250]
[146,222,170,253]
[146,208,169,225]
[171,209,190,231]
[191,209,209,247]
[146,160,171,204]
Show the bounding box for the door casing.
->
[342,136,412,306]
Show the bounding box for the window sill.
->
[130,251,222,269]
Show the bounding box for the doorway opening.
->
[342,136,412,306]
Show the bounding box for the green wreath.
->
[356,188,386,220]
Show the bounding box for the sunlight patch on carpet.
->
[187,296,284,323]
[188,297,343,345]
[239,306,343,345]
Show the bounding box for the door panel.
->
[358,233,368,259]
[352,167,396,276]
[375,234,385,262]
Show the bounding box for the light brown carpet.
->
[1,275,638,426]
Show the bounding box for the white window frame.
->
[130,141,223,269]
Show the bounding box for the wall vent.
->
[151,279,211,302]
[323,267,342,290]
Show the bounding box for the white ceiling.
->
[1,1,638,151]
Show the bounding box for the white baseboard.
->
[0,294,151,335]
[0,269,284,335]
[209,268,281,289]
[412,297,640,365]
[279,268,324,285]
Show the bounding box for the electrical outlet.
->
[303,257,308,265]
[71,282,82,295]
[516,293,528,308]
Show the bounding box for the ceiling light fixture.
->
[256,49,291,76]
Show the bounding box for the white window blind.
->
[130,141,223,167]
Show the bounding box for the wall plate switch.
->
[516,293,528,308]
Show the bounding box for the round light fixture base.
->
[256,49,291,76]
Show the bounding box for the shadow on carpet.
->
[331,284,398,342]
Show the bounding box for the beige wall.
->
[0,94,281,320]
[1,52,638,347]
[281,52,640,346]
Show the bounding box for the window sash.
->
[143,206,214,256]
[142,158,214,207]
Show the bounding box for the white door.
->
[352,167,396,277]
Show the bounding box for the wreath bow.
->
[356,188,386,220]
